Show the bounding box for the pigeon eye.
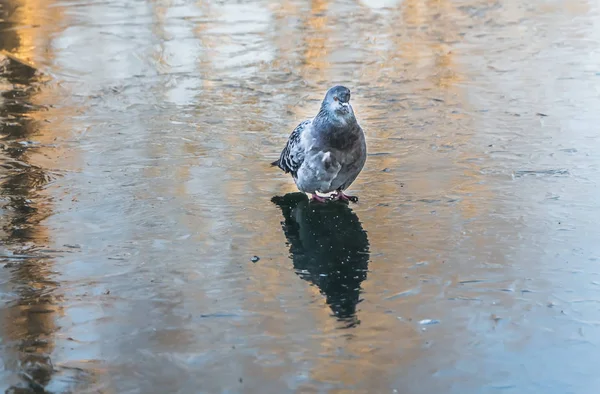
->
[333,97,338,101]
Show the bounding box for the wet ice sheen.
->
[1,0,600,393]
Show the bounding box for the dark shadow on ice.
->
[272,193,370,328]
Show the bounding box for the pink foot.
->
[311,194,328,203]
[334,191,359,203]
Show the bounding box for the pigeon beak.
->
[340,102,350,112]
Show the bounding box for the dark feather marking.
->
[274,119,310,176]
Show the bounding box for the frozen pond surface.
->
[1,0,600,392]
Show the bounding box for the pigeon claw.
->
[310,194,329,203]
[334,191,358,203]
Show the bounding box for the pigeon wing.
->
[271,119,311,176]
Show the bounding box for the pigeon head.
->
[321,85,353,117]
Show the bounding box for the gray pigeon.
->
[271,86,367,203]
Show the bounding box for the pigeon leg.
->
[334,190,359,203]
[311,194,328,203]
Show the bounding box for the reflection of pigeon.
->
[271,86,367,203]
[272,193,370,327]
